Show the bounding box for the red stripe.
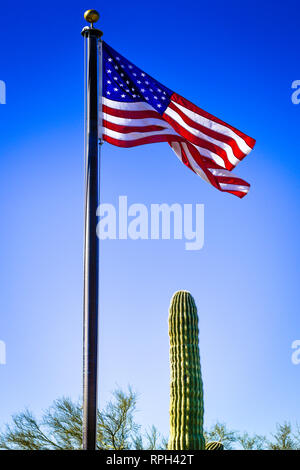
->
[175,141,250,197]
[171,142,196,174]
[171,93,256,149]
[103,133,185,148]
[163,112,234,170]
[184,142,222,190]
[221,189,248,199]
[216,175,250,187]
[103,119,167,134]
[103,104,164,120]
[168,101,247,161]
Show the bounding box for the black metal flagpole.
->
[81,10,103,451]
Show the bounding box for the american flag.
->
[101,42,256,198]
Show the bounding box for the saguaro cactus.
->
[168,290,205,450]
[206,441,224,450]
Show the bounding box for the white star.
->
[114,88,118,91]
[126,89,130,92]
[106,91,111,95]
[141,88,145,92]
[141,73,146,77]
[116,56,120,60]
[145,81,149,85]
[133,73,137,76]
[132,94,136,97]
[137,80,141,84]
[126,80,130,84]
[128,65,133,69]
[114,65,119,69]
[107,69,112,73]
[157,103,162,107]
[150,88,153,92]
[145,97,149,100]
[154,96,158,99]
[158,88,162,92]
[121,64,125,68]
[108,58,113,62]
[114,77,118,80]
[107,80,111,84]
[121,94,126,98]
[119,83,124,87]
[120,73,124,77]
[162,96,166,100]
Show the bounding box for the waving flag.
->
[102,42,255,198]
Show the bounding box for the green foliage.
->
[237,432,267,450]
[97,387,139,449]
[1,395,300,451]
[205,422,300,450]
[267,422,299,450]
[0,388,166,450]
[0,408,65,450]
[204,422,237,450]
[168,291,205,450]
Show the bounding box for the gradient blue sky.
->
[0,0,300,443]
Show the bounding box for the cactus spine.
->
[168,291,205,450]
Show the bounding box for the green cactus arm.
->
[205,441,224,450]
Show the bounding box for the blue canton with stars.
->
[102,42,173,115]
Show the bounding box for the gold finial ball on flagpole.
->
[84,9,100,25]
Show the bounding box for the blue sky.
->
[0,0,300,443]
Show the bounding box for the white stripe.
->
[219,183,249,192]
[171,144,248,192]
[103,126,179,141]
[165,106,240,167]
[192,144,226,168]
[209,168,241,178]
[103,97,154,111]
[172,100,252,155]
[104,113,172,129]
[181,143,210,184]
[171,142,183,163]
[172,141,225,169]
[105,108,226,168]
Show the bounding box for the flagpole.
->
[81,10,103,451]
